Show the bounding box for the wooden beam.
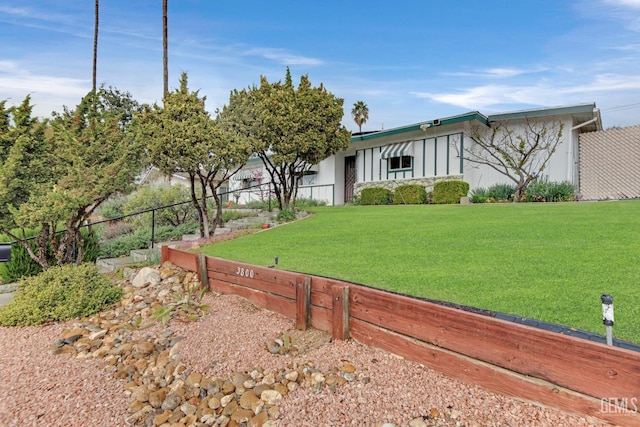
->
[296,277,311,330]
[196,252,208,291]
[332,285,350,340]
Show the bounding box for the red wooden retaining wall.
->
[162,246,640,426]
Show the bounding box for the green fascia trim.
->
[488,103,597,121]
[350,111,488,143]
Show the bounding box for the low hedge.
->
[432,180,470,204]
[393,184,427,204]
[0,263,123,326]
[360,187,392,205]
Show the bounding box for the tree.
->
[135,73,253,237]
[92,0,99,93]
[351,100,368,133]
[162,0,168,98]
[463,118,564,201]
[248,68,351,211]
[0,89,143,268]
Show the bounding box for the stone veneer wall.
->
[353,175,464,198]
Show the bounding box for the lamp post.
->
[601,294,614,346]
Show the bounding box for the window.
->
[389,155,412,171]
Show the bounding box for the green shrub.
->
[469,187,490,204]
[432,180,470,204]
[276,209,296,222]
[524,178,576,202]
[121,184,195,228]
[98,195,126,220]
[98,222,198,258]
[0,228,100,283]
[487,183,516,202]
[0,263,123,326]
[295,198,327,208]
[360,187,392,205]
[393,184,427,205]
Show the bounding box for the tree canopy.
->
[135,72,254,236]
[0,88,143,268]
[351,101,369,133]
[226,68,351,211]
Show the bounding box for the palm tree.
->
[163,0,168,98]
[351,101,369,133]
[92,0,99,93]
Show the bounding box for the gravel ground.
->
[0,290,610,426]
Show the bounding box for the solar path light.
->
[601,294,614,346]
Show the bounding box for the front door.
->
[344,156,356,203]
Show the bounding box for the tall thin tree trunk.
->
[93,0,99,93]
[163,0,168,98]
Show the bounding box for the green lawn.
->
[200,201,640,343]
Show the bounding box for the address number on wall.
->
[236,266,255,279]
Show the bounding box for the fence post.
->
[296,277,311,330]
[151,209,156,249]
[161,245,170,263]
[331,285,350,340]
[197,252,209,291]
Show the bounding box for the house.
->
[230,103,603,205]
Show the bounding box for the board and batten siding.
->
[353,132,464,188]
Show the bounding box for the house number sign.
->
[236,266,255,279]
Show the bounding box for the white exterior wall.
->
[463,116,576,191]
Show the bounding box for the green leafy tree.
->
[0,89,143,269]
[250,68,351,211]
[351,100,369,133]
[463,118,564,201]
[135,73,253,237]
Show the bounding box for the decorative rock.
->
[185,372,202,387]
[231,409,255,423]
[248,411,268,427]
[207,396,221,410]
[161,393,182,411]
[239,390,259,410]
[149,388,167,408]
[132,267,161,288]
[154,410,172,426]
[260,390,282,406]
[180,402,197,417]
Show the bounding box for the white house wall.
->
[463,116,577,191]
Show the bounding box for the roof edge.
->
[350,111,488,143]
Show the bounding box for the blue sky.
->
[1,0,639,131]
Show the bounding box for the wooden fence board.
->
[208,278,295,319]
[206,257,299,299]
[350,319,638,426]
[165,247,197,272]
[349,285,640,401]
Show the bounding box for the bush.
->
[98,195,126,220]
[0,228,99,283]
[0,263,122,326]
[432,180,470,204]
[360,187,392,205]
[121,184,195,228]
[469,187,490,204]
[101,221,134,240]
[524,178,576,202]
[487,183,516,202]
[393,184,427,205]
[295,198,327,208]
[276,209,296,222]
[98,222,198,258]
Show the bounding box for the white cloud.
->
[243,47,324,66]
[411,73,640,111]
[602,0,640,8]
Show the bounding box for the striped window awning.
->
[233,169,261,181]
[380,141,414,159]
